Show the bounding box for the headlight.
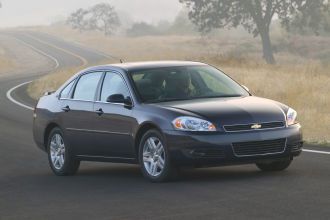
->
[172,116,216,131]
[286,108,297,126]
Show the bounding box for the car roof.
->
[88,61,208,72]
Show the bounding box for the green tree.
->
[179,0,329,64]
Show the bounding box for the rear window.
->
[73,72,103,101]
[60,80,75,99]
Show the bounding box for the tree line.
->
[67,1,330,64]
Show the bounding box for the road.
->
[0,31,329,220]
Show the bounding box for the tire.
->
[256,158,292,171]
[47,127,80,176]
[138,129,177,182]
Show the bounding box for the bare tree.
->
[67,3,120,36]
[89,3,120,36]
[180,0,329,64]
[67,8,89,33]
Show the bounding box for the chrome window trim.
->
[231,138,287,157]
[223,121,285,132]
[59,98,94,103]
[94,100,126,106]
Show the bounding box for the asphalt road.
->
[0,31,329,220]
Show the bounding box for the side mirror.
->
[242,85,250,92]
[106,94,133,107]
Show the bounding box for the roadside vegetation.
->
[0,56,14,73]
[0,47,15,75]
[27,28,330,143]
[27,1,330,143]
[27,67,82,100]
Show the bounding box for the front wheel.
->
[47,127,80,176]
[139,129,177,182]
[256,158,292,171]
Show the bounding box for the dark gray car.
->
[33,61,303,182]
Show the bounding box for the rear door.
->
[92,71,135,158]
[59,71,103,156]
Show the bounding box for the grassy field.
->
[28,26,330,143]
[0,57,14,73]
[0,47,15,75]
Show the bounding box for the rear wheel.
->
[256,158,292,171]
[47,127,80,176]
[139,129,177,182]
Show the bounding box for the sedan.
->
[33,61,303,182]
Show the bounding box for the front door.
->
[92,72,135,158]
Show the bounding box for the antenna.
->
[102,52,124,64]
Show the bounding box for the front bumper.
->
[164,123,303,167]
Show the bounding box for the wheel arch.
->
[134,122,163,159]
[43,122,61,150]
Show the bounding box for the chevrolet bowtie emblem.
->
[251,124,262,129]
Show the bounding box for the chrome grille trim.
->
[224,121,285,132]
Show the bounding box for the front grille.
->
[224,121,285,132]
[232,138,286,157]
[191,148,225,159]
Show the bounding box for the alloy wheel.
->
[142,137,166,177]
[50,133,66,170]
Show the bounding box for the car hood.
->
[156,96,287,127]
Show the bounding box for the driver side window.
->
[100,72,130,102]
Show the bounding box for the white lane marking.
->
[6,36,62,110]
[72,41,120,61]
[14,37,60,70]
[6,81,34,110]
[303,149,330,155]
[25,33,88,66]
[38,31,119,61]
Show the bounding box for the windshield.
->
[130,65,249,103]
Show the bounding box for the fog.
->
[0,0,182,27]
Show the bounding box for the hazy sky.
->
[0,0,182,27]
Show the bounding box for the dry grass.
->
[0,47,15,74]
[216,59,330,143]
[28,27,330,143]
[27,67,82,99]
[0,57,14,72]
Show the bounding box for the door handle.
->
[61,105,70,112]
[95,108,103,116]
